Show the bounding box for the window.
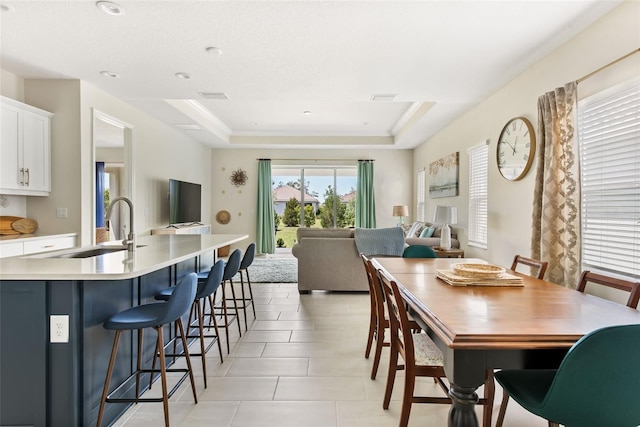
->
[416,169,426,222]
[578,78,640,279]
[271,165,357,229]
[468,142,489,248]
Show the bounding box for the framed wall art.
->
[429,152,459,198]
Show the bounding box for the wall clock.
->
[496,116,536,181]
[230,169,247,187]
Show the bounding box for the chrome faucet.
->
[105,196,136,252]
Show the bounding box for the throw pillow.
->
[405,222,425,238]
[412,223,427,238]
[419,226,435,238]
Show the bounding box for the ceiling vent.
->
[175,124,203,131]
[370,93,398,102]
[199,92,229,100]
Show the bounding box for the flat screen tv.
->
[169,179,202,225]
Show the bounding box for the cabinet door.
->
[22,111,51,192]
[0,104,22,190]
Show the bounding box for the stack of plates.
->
[436,263,523,287]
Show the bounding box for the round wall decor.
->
[230,169,248,187]
[216,210,231,224]
[496,116,536,181]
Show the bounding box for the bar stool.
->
[96,272,198,427]
[237,243,256,330]
[211,249,242,353]
[154,260,225,388]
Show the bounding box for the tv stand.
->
[151,224,211,235]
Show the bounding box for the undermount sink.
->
[50,245,146,259]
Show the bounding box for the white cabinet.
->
[0,234,76,258]
[0,241,23,258]
[0,96,53,196]
[23,235,76,255]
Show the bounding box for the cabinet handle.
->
[19,168,25,185]
[25,168,30,186]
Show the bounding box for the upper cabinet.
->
[1,96,53,196]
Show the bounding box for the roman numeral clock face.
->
[497,117,536,181]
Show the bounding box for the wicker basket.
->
[452,263,505,279]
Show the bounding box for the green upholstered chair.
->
[494,324,640,427]
[402,245,437,258]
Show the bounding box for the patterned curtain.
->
[256,160,275,254]
[356,160,376,228]
[531,82,581,288]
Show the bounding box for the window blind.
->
[578,78,640,279]
[416,169,426,222]
[468,143,488,248]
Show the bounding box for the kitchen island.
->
[0,233,247,427]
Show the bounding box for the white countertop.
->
[0,234,248,280]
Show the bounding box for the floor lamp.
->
[434,206,457,250]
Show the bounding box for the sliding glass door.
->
[272,166,357,247]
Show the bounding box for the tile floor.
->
[114,282,549,427]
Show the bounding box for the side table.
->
[433,248,464,258]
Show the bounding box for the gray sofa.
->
[402,221,460,249]
[291,224,458,293]
[292,228,368,293]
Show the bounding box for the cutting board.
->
[11,218,38,234]
[0,216,22,235]
[0,216,38,235]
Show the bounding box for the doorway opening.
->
[271,166,357,249]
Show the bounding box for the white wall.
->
[210,148,413,251]
[1,76,213,246]
[79,83,213,241]
[413,1,640,269]
[0,69,24,101]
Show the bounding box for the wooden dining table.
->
[372,257,640,427]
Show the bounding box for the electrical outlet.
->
[50,315,69,343]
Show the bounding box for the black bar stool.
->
[154,259,225,388]
[96,273,198,427]
[237,243,257,330]
[202,249,242,353]
[220,249,242,354]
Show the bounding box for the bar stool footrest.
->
[105,367,191,403]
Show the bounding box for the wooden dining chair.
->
[378,269,495,427]
[495,255,549,426]
[361,254,422,380]
[510,255,548,279]
[361,254,383,378]
[576,270,640,308]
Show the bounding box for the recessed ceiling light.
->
[96,1,125,16]
[303,111,312,116]
[205,46,223,56]
[100,71,120,78]
[175,72,191,80]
